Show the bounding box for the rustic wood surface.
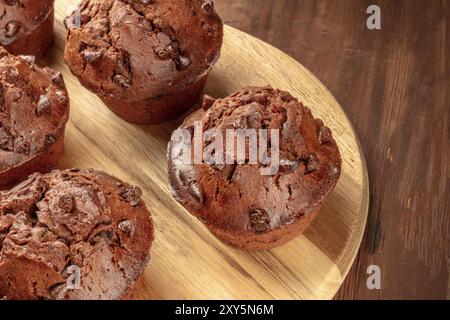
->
[49,0,369,299]
[213,0,449,299]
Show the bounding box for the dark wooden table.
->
[214,0,449,300]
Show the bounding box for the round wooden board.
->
[48,1,369,300]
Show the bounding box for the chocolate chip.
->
[58,194,74,213]
[202,95,216,110]
[19,55,35,65]
[118,220,135,236]
[201,0,215,14]
[45,133,57,146]
[305,154,319,174]
[5,21,21,38]
[82,48,104,63]
[55,91,67,104]
[113,74,131,88]
[157,41,179,60]
[187,180,204,203]
[175,54,192,70]
[61,173,71,181]
[319,126,333,144]
[63,16,74,29]
[279,159,299,173]
[249,208,271,233]
[51,72,65,88]
[36,95,51,117]
[119,186,142,207]
[328,164,339,176]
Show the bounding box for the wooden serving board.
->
[46,1,369,300]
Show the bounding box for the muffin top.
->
[64,0,223,103]
[0,48,69,174]
[168,86,341,234]
[0,0,54,47]
[0,169,154,300]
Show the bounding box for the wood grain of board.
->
[45,0,369,299]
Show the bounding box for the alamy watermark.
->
[366,265,381,290]
[66,265,81,290]
[367,5,381,30]
[170,121,281,176]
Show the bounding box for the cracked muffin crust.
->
[0,168,154,300]
[0,0,55,57]
[64,0,223,124]
[168,86,342,250]
[0,48,69,189]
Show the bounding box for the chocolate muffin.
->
[0,0,55,57]
[0,48,69,189]
[64,0,223,125]
[168,86,342,250]
[0,168,154,300]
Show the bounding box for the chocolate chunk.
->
[113,74,131,88]
[5,21,21,38]
[36,95,52,117]
[201,95,216,111]
[51,72,65,88]
[187,180,204,203]
[82,48,104,63]
[279,159,299,173]
[201,0,215,14]
[55,91,68,104]
[64,16,75,30]
[328,164,339,176]
[249,208,271,233]
[319,126,333,144]
[44,133,56,146]
[58,194,74,213]
[118,220,135,236]
[19,55,35,65]
[305,154,319,174]
[175,54,192,70]
[119,186,142,207]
